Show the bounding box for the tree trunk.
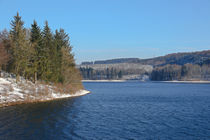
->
[34,72,37,84]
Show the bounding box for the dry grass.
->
[0,78,84,108]
[52,82,84,95]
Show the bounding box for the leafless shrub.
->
[8,84,14,92]
[0,88,8,96]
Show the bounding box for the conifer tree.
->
[54,29,74,83]
[1,13,84,93]
[10,12,30,81]
[41,21,54,81]
[30,20,42,83]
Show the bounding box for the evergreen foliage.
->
[79,67,123,80]
[150,64,210,81]
[10,12,31,81]
[0,12,83,92]
[30,20,42,82]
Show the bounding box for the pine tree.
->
[30,20,42,83]
[10,12,30,81]
[41,21,54,81]
[54,29,76,83]
[54,29,65,82]
[1,13,83,93]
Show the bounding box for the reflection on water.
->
[0,98,81,139]
[0,82,210,140]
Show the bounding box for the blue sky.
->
[1,0,210,64]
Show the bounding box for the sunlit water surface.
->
[0,82,210,140]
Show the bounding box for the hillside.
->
[79,50,210,81]
[79,63,152,80]
[139,50,210,66]
[81,50,210,66]
[81,58,141,65]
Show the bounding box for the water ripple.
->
[0,82,210,139]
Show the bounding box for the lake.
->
[0,82,210,140]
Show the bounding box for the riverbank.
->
[82,80,126,82]
[162,80,210,83]
[83,79,210,83]
[0,77,90,107]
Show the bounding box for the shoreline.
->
[0,89,90,108]
[82,80,126,82]
[161,80,210,83]
[82,79,210,83]
[0,77,90,108]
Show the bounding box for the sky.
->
[1,0,210,64]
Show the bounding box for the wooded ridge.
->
[79,50,210,81]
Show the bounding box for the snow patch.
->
[0,77,90,107]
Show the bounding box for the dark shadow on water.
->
[0,97,81,140]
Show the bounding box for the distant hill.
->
[81,50,210,66]
[139,50,210,66]
[81,58,141,65]
[79,50,210,81]
[79,63,152,80]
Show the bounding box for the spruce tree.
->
[30,20,42,83]
[3,13,83,93]
[54,29,74,83]
[10,12,30,81]
[41,21,54,81]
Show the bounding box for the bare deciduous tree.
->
[0,43,9,74]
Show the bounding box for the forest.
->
[150,64,210,81]
[0,13,82,93]
[79,63,152,80]
[79,51,210,81]
[80,67,123,80]
[80,63,210,81]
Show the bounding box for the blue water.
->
[0,82,210,140]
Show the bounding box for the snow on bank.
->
[162,80,210,84]
[82,80,126,82]
[0,77,90,107]
[51,89,90,99]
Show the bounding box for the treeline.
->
[150,64,210,81]
[79,63,152,80]
[79,63,210,81]
[80,67,122,80]
[81,50,210,66]
[79,51,210,81]
[0,13,82,92]
[81,58,141,65]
